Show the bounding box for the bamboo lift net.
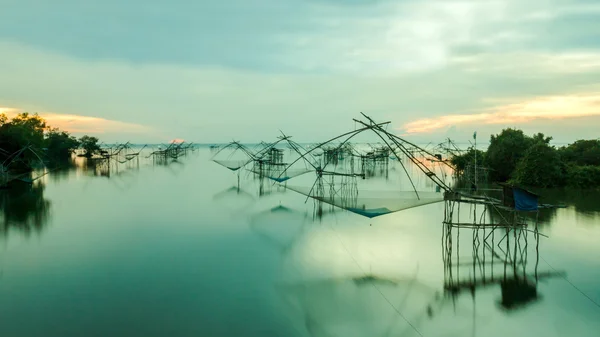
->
[250,134,317,182]
[211,141,255,171]
[287,186,443,218]
[275,114,455,218]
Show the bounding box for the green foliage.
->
[79,135,101,158]
[467,128,599,189]
[0,113,46,152]
[0,112,100,173]
[0,113,47,171]
[485,128,551,182]
[512,142,565,188]
[486,129,531,182]
[450,148,486,173]
[565,165,600,188]
[45,128,80,160]
[531,132,553,145]
[558,140,600,166]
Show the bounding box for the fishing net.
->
[249,168,313,182]
[287,186,443,218]
[211,142,255,171]
[213,159,253,171]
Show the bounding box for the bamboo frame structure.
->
[441,198,563,311]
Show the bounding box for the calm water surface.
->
[1,148,599,336]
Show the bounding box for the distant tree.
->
[486,128,541,182]
[532,132,553,145]
[0,113,47,151]
[558,139,600,166]
[45,128,80,161]
[0,113,47,171]
[79,135,101,158]
[450,148,486,173]
[513,142,565,188]
[565,165,600,188]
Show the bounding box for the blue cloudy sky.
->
[1,0,599,143]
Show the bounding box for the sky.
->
[1,0,599,145]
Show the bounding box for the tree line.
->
[0,112,102,172]
[451,128,600,188]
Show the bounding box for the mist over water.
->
[0,148,599,337]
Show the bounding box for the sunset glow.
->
[0,108,151,134]
[402,94,600,134]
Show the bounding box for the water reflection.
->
[46,159,78,183]
[250,205,310,254]
[0,151,194,236]
[86,157,140,178]
[1,148,598,337]
[213,185,256,213]
[152,157,186,176]
[278,275,437,337]
[0,179,50,236]
[541,189,600,220]
[442,222,563,312]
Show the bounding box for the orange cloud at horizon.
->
[401,94,600,134]
[0,107,151,134]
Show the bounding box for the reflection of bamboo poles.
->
[252,203,431,337]
[441,199,563,313]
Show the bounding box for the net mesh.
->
[213,159,253,171]
[249,168,313,182]
[287,186,443,218]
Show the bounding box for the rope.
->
[327,214,424,337]
[540,256,600,309]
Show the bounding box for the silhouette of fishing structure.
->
[147,142,194,162]
[442,213,563,311]
[211,141,255,171]
[433,138,493,194]
[249,133,320,198]
[210,114,576,337]
[212,134,318,192]
[359,145,391,179]
[99,142,148,163]
[0,146,49,187]
[82,141,193,184]
[275,114,452,218]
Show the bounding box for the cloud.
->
[1,107,152,135]
[274,0,510,74]
[3,0,598,75]
[274,0,600,75]
[1,0,600,143]
[42,114,152,135]
[1,38,600,143]
[402,94,600,133]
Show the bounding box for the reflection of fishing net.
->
[278,275,437,337]
[212,186,255,212]
[249,205,308,252]
[288,186,443,218]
